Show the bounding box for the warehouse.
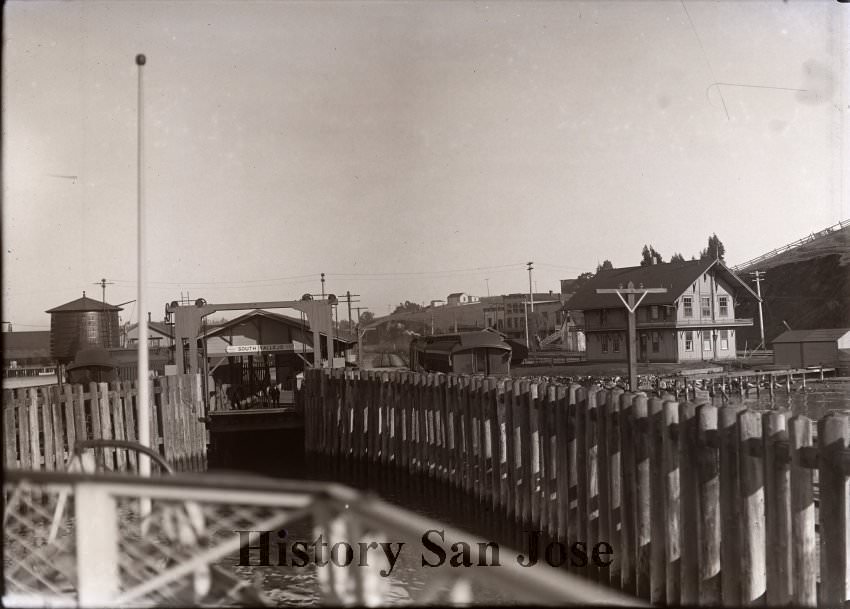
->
[772,328,850,370]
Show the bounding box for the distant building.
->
[772,328,850,371]
[483,293,566,343]
[565,259,759,363]
[446,292,479,306]
[123,315,175,348]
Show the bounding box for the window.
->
[685,331,693,351]
[703,331,712,352]
[683,297,693,317]
[719,296,728,317]
[651,332,660,353]
[701,297,711,318]
[612,334,621,352]
[601,334,608,353]
[720,330,729,350]
[650,305,659,320]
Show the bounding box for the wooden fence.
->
[303,369,850,607]
[3,374,207,473]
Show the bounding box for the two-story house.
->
[565,259,760,363]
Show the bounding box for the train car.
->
[409,330,513,375]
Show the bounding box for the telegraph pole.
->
[485,278,490,297]
[341,291,361,335]
[596,282,667,392]
[94,278,114,304]
[321,273,325,298]
[527,262,534,312]
[750,270,766,351]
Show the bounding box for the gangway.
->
[4,468,641,607]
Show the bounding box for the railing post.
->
[75,482,119,606]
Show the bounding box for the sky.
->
[3,0,848,329]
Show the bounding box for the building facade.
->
[566,260,758,363]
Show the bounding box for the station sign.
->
[224,344,294,354]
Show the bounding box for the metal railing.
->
[4,468,642,607]
[730,218,850,272]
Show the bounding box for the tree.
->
[700,234,726,261]
[640,245,664,266]
[596,259,613,272]
[573,271,596,292]
[359,311,374,325]
[392,301,423,315]
[669,252,685,263]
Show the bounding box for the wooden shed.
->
[772,328,850,369]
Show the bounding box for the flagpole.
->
[136,53,150,482]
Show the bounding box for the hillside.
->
[734,223,850,348]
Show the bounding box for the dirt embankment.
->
[736,253,850,348]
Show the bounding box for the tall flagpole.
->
[136,53,150,481]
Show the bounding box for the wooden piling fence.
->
[305,368,850,607]
[3,374,207,473]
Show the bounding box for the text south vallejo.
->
[236,529,614,577]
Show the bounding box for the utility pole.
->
[94,278,114,304]
[341,291,361,337]
[750,270,766,351]
[485,278,490,297]
[321,273,325,298]
[527,262,535,351]
[596,282,667,392]
[524,300,530,349]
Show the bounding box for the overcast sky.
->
[3,0,847,329]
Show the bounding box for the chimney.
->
[148,312,152,323]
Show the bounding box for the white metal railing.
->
[4,469,642,607]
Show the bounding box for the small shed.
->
[772,328,850,369]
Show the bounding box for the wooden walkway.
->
[304,368,850,607]
[3,374,207,473]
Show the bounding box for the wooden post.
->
[788,415,817,607]
[697,404,721,604]
[739,409,767,605]
[607,387,624,588]
[633,394,651,599]
[817,413,849,606]
[648,397,666,605]
[586,386,600,581]
[619,391,637,594]
[662,400,681,605]
[28,389,40,469]
[719,406,742,606]
[763,411,791,606]
[679,402,700,605]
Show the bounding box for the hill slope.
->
[734,223,850,348]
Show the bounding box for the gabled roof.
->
[3,331,51,359]
[447,292,467,298]
[565,259,759,311]
[200,309,356,344]
[772,328,850,344]
[127,321,173,338]
[46,295,122,313]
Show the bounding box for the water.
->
[211,431,521,605]
[674,378,850,420]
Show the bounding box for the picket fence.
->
[303,368,850,607]
[3,374,207,473]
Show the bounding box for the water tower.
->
[46,292,123,364]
